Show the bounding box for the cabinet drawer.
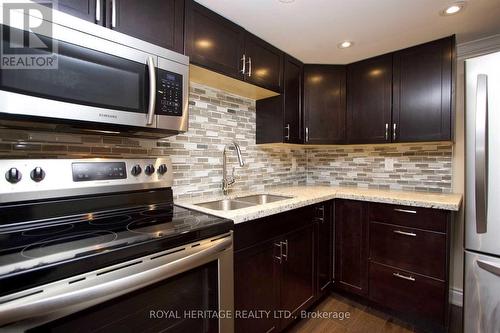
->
[369,262,446,324]
[369,203,448,232]
[369,221,446,279]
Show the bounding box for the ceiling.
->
[194,0,500,64]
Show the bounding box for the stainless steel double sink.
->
[195,194,292,211]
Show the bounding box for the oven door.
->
[0,234,234,333]
[0,19,158,129]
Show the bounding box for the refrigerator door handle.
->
[477,259,500,277]
[475,74,488,234]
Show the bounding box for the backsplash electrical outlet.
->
[0,83,453,197]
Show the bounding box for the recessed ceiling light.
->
[278,0,295,3]
[440,2,466,16]
[337,41,353,49]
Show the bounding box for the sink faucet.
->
[222,141,245,195]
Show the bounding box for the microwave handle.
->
[146,56,157,126]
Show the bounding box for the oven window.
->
[1,27,146,113]
[29,261,219,333]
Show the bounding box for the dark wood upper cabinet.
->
[244,33,284,92]
[303,65,346,144]
[334,200,368,296]
[393,36,454,142]
[347,54,393,144]
[235,239,280,333]
[185,0,245,80]
[256,54,302,144]
[51,0,100,23]
[108,0,184,53]
[283,55,303,143]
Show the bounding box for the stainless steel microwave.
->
[0,2,189,137]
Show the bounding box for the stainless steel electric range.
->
[0,158,233,332]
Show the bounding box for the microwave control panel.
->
[157,69,183,116]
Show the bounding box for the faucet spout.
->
[222,141,245,195]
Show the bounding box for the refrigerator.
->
[464,51,500,333]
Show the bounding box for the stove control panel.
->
[72,162,127,182]
[0,158,173,203]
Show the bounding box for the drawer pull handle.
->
[394,208,417,214]
[393,272,415,282]
[393,230,417,237]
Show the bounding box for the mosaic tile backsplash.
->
[306,143,453,193]
[0,83,453,197]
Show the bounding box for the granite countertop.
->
[175,186,463,224]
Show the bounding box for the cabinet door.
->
[304,65,346,144]
[393,36,454,142]
[283,55,303,143]
[235,240,280,333]
[185,0,245,80]
[255,54,302,144]
[108,0,184,53]
[347,54,393,144]
[280,224,315,329]
[244,33,284,92]
[52,0,100,23]
[334,200,368,296]
[316,203,333,294]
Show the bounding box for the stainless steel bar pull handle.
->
[393,123,397,141]
[385,123,389,141]
[0,237,232,326]
[247,57,252,77]
[281,240,288,261]
[393,272,415,282]
[95,0,101,22]
[240,54,246,75]
[285,124,290,141]
[394,208,417,214]
[305,127,309,143]
[393,230,417,237]
[475,74,488,233]
[111,0,117,28]
[274,242,282,263]
[477,260,500,277]
[146,56,156,126]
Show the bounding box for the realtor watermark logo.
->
[1,0,58,69]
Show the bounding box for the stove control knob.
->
[5,168,22,184]
[157,164,168,175]
[30,167,45,182]
[144,164,155,176]
[131,165,142,176]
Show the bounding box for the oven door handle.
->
[146,56,157,126]
[0,236,231,326]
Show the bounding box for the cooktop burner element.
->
[21,224,74,237]
[21,230,118,259]
[88,215,132,226]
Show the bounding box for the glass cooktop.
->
[0,204,232,296]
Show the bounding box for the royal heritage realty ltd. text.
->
[149,310,351,321]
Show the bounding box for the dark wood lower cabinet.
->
[234,203,332,332]
[235,239,280,333]
[334,200,368,296]
[235,199,451,332]
[316,203,333,295]
[279,224,315,330]
[334,199,452,331]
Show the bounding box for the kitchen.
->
[0,0,498,332]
